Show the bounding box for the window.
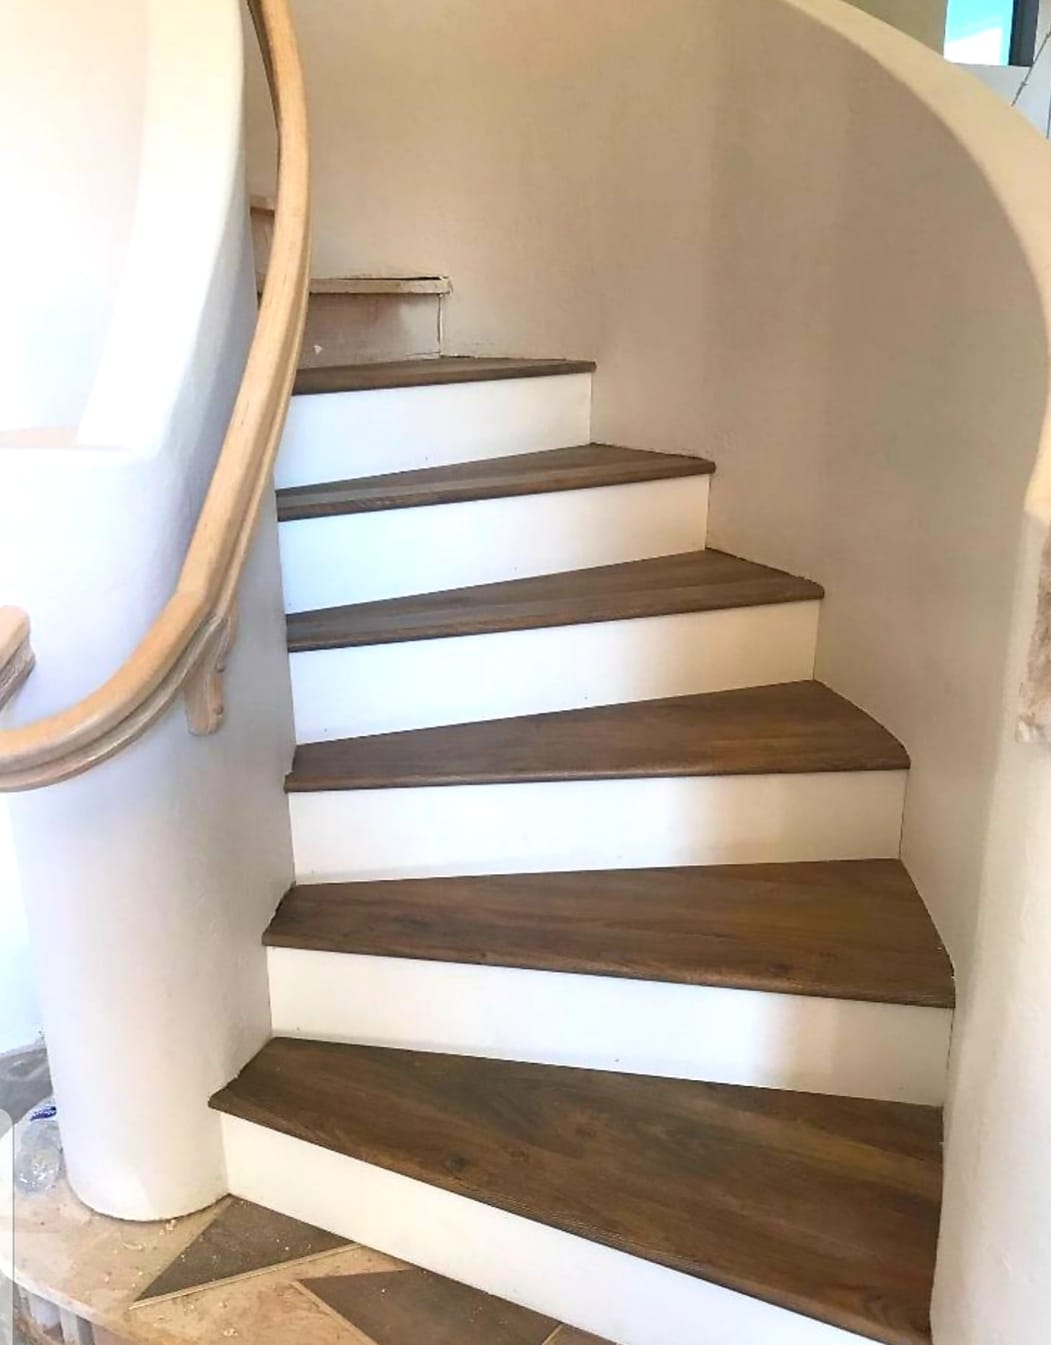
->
[944,0,1040,65]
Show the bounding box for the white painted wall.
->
[0,807,39,1054]
[246,4,1051,1341]
[0,0,148,1063]
[931,517,1051,1344]
[0,0,145,433]
[0,0,295,1218]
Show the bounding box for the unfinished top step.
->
[286,549,821,651]
[266,859,954,1007]
[308,276,452,296]
[276,444,713,523]
[293,356,596,396]
[211,1040,941,1345]
[286,681,909,792]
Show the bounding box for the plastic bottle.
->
[13,1103,62,1195]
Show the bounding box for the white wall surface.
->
[1,0,295,1218]
[246,3,1051,1341]
[932,517,1051,1345]
[0,0,145,432]
[0,807,39,1054]
[0,0,148,1064]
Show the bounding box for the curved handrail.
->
[0,0,310,790]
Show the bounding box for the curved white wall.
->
[0,0,145,434]
[246,3,1051,1340]
[1,0,295,1217]
[0,806,39,1054]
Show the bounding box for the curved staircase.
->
[212,356,953,1345]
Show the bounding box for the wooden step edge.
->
[262,862,955,1010]
[309,276,452,296]
[284,551,823,653]
[292,356,597,397]
[262,913,956,1009]
[258,276,452,298]
[285,681,911,792]
[284,752,909,792]
[209,1040,941,1345]
[276,445,715,523]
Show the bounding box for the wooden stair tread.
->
[265,860,953,1008]
[293,356,595,396]
[286,682,909,792]
[309,276,451,296]
[276,444,714,522]
[286,550,823,652]
[211,1041,941,1345]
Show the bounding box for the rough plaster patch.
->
[1018,529,1051,742]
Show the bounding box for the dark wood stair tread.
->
[265,860,953,1008]
[286,550,823,652]
[293,356,596,396]
[286,682,909,792]
[211,1041,940,1345]
[277,444,714,523]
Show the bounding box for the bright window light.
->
[945,25,1007,61]
[944,0,1015,64]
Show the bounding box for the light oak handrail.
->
[0,0,309,791]
[0,608,34,715]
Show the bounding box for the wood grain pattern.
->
[286,550,822,652]
[211,1040,942,1345]
[286,682,910,792]
[276,444,714,522]
[265,860,954,1007]
[136,1198,349,1305]
[299,1267,559,1345]
[293,356,595,396]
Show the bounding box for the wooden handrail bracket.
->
[0,609,35,714]
[0,0,309,791]
[185,605,239,736]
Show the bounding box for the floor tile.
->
[299,1266,559,1345]
[136,1198,350,1304]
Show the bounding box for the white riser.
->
[267,948,951,1104]
[289,771,908,882]
[291,601,821,739]
[280,476,710,611]
[277,373,593,488]
[221,1115,870,1345]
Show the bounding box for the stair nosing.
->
[263,861,955,1010]
[293,356,596,397]
[285,550,824,653]
[264,936,955,1010]
[276,444,715,523]
[210,1040,940,1345]
[285,683,911,794]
